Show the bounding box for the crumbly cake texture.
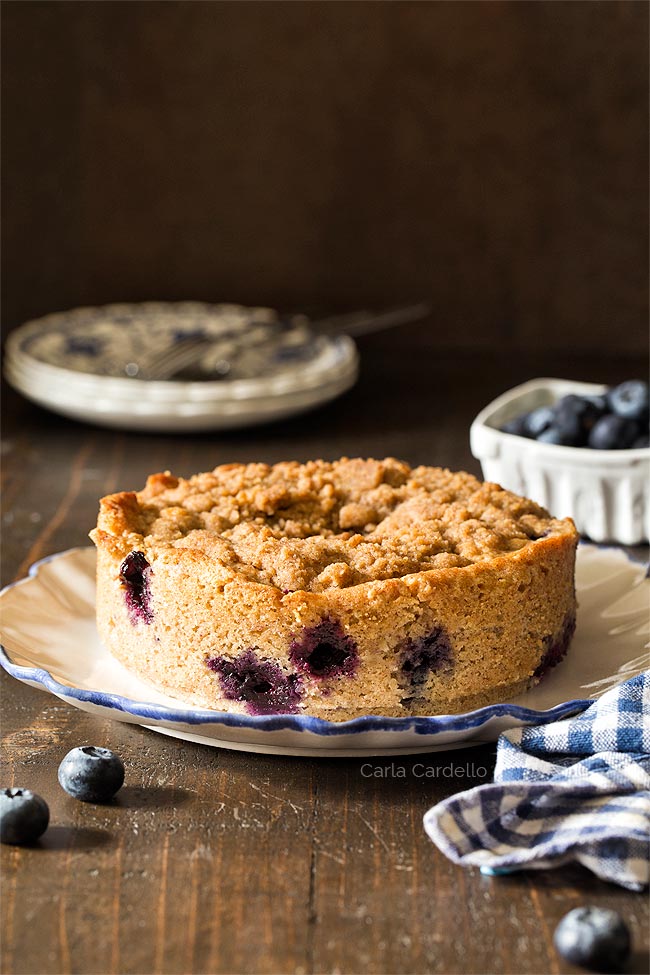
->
[90,458,578,720]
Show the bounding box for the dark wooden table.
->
[2,341,648,975]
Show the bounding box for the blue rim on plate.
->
[0,549,595,738]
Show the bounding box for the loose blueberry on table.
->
[500,381,649,449]
[58,746,125,803]
[554,907,631,973]
[0,788,50,845]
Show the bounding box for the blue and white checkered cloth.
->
[424,672,650,891]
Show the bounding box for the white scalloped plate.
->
[1,546,648,756]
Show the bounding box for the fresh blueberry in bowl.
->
[555,394,604,440]
[524,406,556,438]
[581,392,610,416]
[500,381,649,451]
[536,426,568,445]
[501,414,529,437]
[473,377,649,543]
[588,415,638,450]
[607,380,649,422]
[58,746,125,803]
[538,411,584,446]
[553,907,631,972]
[0,788,49,844]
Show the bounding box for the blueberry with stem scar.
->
[554,907,631,973]
[58,746,125,803]
[607,380,649,422]
[0,789,49,844]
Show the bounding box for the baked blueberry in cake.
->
[90,458,578,719]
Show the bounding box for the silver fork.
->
[125,337,216,381]
[129,324,291,381]
[127,303,430,381]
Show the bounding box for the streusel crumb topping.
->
[98,458,573,592]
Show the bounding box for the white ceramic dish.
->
[470,378,650,544]
[4,355,358,432]
[1,546,647,757]
[3,302,359,431]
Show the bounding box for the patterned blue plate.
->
[1,547,647,756]
[4,302,359,432]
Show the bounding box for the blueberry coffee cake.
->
[90,458,578,720]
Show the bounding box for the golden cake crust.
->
[92,458,572,592]
[90,458,578,720]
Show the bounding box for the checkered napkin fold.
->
[424,672,650,891]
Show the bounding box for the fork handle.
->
[310,303,431,338]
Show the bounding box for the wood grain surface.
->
[1,346,648,975]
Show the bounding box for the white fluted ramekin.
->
[470,378,650,544]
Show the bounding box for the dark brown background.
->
[2,0,648,355]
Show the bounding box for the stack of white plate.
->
[4,302,359,431]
